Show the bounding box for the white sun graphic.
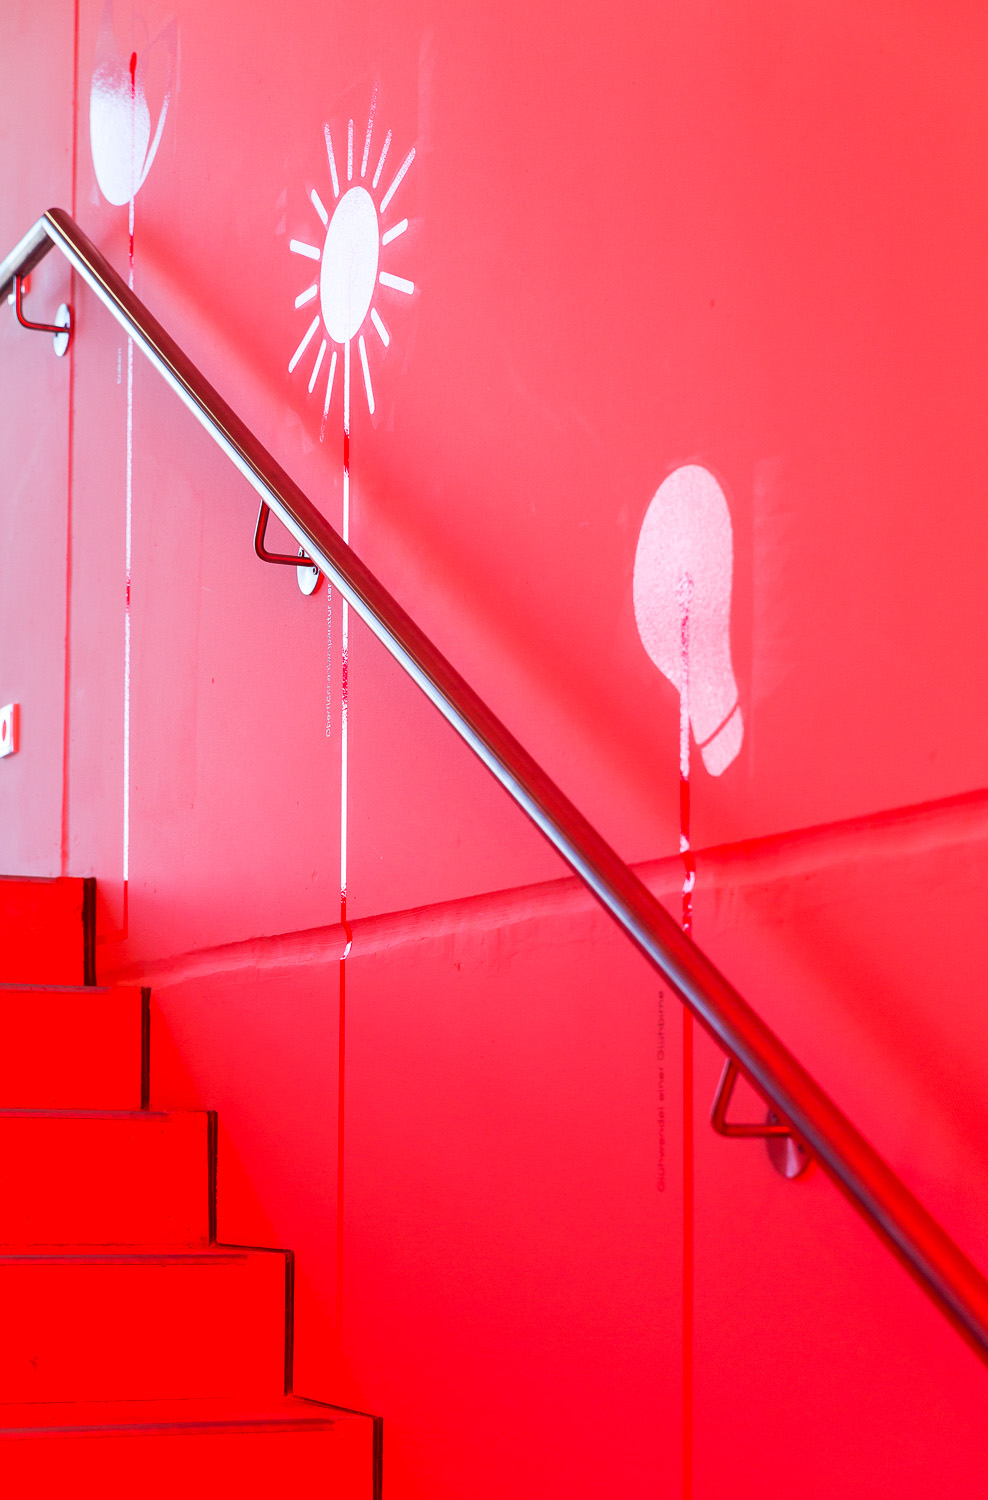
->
[287,87,415,433]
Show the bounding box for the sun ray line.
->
[310,187,329,226]
[379,271,414,295]
[361,85,378,178]
[381,218,408,246]
[309,337,327,394]
[323,347,338,419]
[379,146,415,213]
[347,119,354,182]
[288,315,321,373]
[358,334,375,415]
[370,307,390,347]
[290,239,321,260]
[295,284,318,308]
[372,129,392,190]
[324,124,340,198]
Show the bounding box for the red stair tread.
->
[0,1109,211,1246]
[0,1246,290,1403]
[0,876,91,985]
[0,1396,374,1498]
[0,985,144,1108]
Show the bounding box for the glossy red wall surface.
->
[3,1,988,1493]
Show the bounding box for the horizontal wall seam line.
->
[105,784,988,988]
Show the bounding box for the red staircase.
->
[0,875,378,1497]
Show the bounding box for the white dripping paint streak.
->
[341,339,350,907]
[379,146,415,214]
[326,578,333,738]
[678,573,692,787]
[381,218,407,246]
[124,332,133,886]
[123,194,135,886]
[677,572,695,934]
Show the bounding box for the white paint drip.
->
[123,166,136,890]
[378,271,414,294]
[677,573,692,786]
[381,218,408,246]
[633,465,743,777]
[370,307,390,347]
[343,342,350,533]
[358,334,375,414]
[361,86,377,178]
[372,129,392,190]
[341,341,350,906]
[289,315,320,373]
[123,331,133,884]
[326,583,333,737]
[324,123,340,198]
[379,146,415,214]
[90,8,174,206]
[309,338,327,394]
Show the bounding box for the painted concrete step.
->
[0,1246,291,1403]
[0,1110,213,1246]
[0,984,146,1108]
[0,876,94,985]
[0,1396,377,1498]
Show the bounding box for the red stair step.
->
[0,1396,376,1498]
[0,876,94,985]
[0,1110,213,1246]
[0,985,146,1108]
[0,1246,290,1403]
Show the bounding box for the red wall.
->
[4,1,988,1493]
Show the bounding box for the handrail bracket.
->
[254,500,321,596]
[9,274,71,356]
[711,1057,811,1179]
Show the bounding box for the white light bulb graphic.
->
[286,88,416,430]
[89,3,175,207]
[633,464,743,776]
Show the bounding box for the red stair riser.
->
[0,1420,373,1500]
[0,878,89,985]
[0,1250,289,1403]
[0,871,375,1495]
[0,1111,210,1246]
[0,987,144,1108]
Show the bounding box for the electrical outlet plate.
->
[0,703,19,758]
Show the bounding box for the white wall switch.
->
[0,704,19,758]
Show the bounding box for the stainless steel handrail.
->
[5,207,988,1364]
